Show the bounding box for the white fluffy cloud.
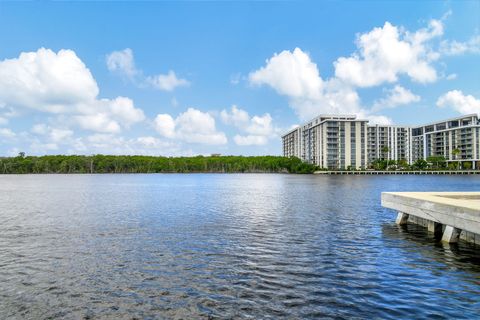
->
[247,114,274,136]
[155,108,227,145]
[31,124,73,143]
[154,114,176,138]
[220,105,274,136]
[436,90,480,114]
[28,124,77,152]
[220,105,250,127]
[103,97,145,127]
[248,17,452,124]
[75,114,122,134]
[446,73,457,80]
[30,142,59,153]
[0,128,15,139]
[75,97,145,133]
[248,47,397,124]
[71,134,184,156]
[146,71,190,91]
[334,20,442,87]
[357,112,393,126]
[234,135,268,146]
[106,48,138,78]
[0,48,145,134]
[440,35,480,56]
[15,131,180,156]
[221,105,275,146]
[249,48,323,99]
[372,85,421,111]
[106,48,190,91]
[0,48,99,113]
[248,48,365,120]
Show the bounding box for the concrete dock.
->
[381,192,480,244]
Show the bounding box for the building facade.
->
[367,125,412,164]
[282,127,302,159]
[282,113,480,170]
[282,115,368,170]
[411,114,480,168]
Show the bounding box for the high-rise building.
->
[282,127,302,159]
[367,125,412,164]
[411,114,479,168]
[282,115,368,170]
[282,113,480,170]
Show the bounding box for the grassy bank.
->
[0,155,317,174]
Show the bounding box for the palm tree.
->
[379,146,389,170]
[381,146,389,160]
[452,148,461,170]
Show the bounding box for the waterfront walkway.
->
[314,170,480,175]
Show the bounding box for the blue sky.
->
[0,1,479,156]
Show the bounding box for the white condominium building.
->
[282,115,368,170]
[367,125,412,164]
[411,114,480,167]
[282,113,480,170]
[282,127,302,159]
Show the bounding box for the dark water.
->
[1,174,480,319]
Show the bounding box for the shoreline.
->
[0,170,479,175]
[314,170,480,175]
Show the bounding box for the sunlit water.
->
[1,174,480,319]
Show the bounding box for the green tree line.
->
[369,156,473,171]
[0,154,317,174]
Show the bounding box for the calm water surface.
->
[1,174,480,319]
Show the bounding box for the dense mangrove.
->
[0,154,317,174]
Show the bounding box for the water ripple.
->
[0,174,480,319]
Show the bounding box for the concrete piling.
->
[441,226,461,243]
[427,220,443,236]
[382,192,480,245]
[396,212,409,225]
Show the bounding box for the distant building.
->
[367,125,412,164]
[283,115,368,170]
[282,127,302,159]
[210,153,222,157]
[411,114,479,166]
[282,113,480,169]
